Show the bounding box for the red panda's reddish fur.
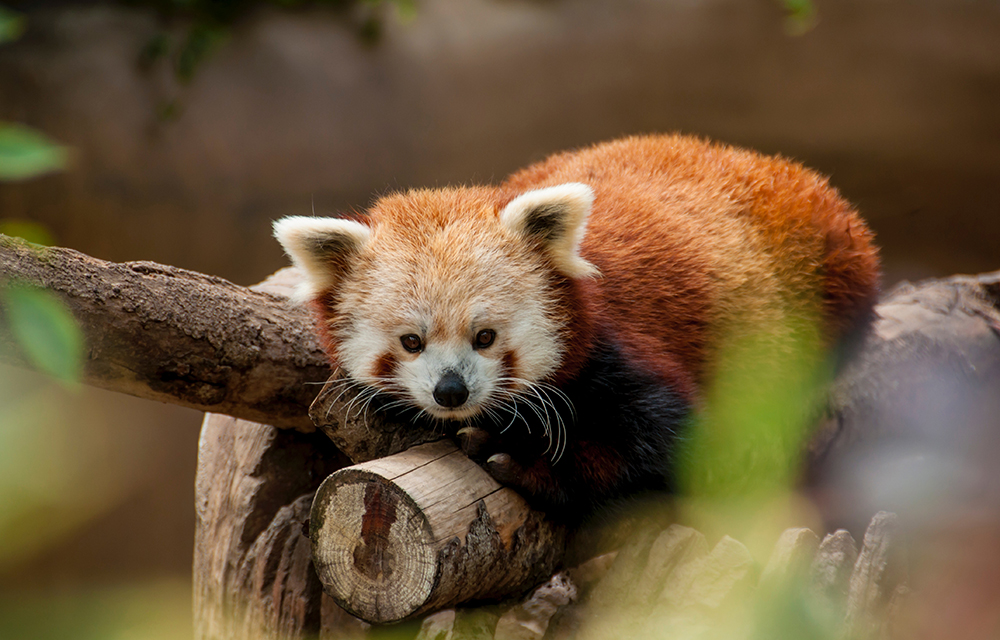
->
[280,134,880,518]
[501,135,880,402]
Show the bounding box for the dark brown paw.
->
[485,453,525,486]
[456,426,492,460]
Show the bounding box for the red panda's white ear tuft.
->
[499,183,599,279]
[273,216,371,302]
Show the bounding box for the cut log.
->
[414,609,457,640]
[582,524,662,611]
[309,440,566,624]
[0,236,329,430]
[657,535,758,612]
[758,527,820,590]
[634,525,709,606]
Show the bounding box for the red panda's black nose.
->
[433,372,469,408]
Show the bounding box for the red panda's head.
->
[274,183,597,421]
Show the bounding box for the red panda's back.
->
[502,134,880,388]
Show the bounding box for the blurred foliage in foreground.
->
[574,316,845,640]
[0,579,192,640]
[0,35,82,383]
[677,315,831,555]
[1,280,84,384]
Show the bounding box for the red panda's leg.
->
[484,452,576,510]
[458,426,573,507]
[459,427,629,513]
[456,426,493,460]
[485,442,628,511]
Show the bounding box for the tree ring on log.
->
[311,468,438,622]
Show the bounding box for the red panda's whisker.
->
[523,385,556,440]
[534,382,576,421]
[501,390,543,436]
[487,394,523,434]
[479,405,506,430]
[358,388,388,424]
[492,377,574,463]
[343,386,382,423]
[531,384,570,464]
[325,379,367,420]
[482,393,529,436]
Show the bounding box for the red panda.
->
[274,134,880,521]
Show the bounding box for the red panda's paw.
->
[484,453,527,487]
[456,428,538,496]
[456,426,493,460]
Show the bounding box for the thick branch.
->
[808,269,1000,529]
[0,235,329,430]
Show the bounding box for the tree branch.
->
[0,235,329,430]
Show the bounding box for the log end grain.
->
[311,468,439,623]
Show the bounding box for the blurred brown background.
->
[0,0,997,633]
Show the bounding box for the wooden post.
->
[192,413,359,640]
[310,440,567,623]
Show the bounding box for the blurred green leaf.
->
[0,219,55,246]
[0,123,69,181]
[176,24,229,83]
[782,0,818,35]
[1,286,84,384]
[679,319,831,500]
[783,0,814,18]
[0,5,26,44]
[390,0,417,22]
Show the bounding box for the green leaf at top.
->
[0,123,69,182]
[0,220,55,246]
[0,6,26,44]
[1,286,84,384]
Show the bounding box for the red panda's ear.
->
[273,216,371,301]
[499,183,599,278]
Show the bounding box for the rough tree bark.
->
[0,235,329,430]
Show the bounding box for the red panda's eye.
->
[474,329,496,349]
[400,334,423,353]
